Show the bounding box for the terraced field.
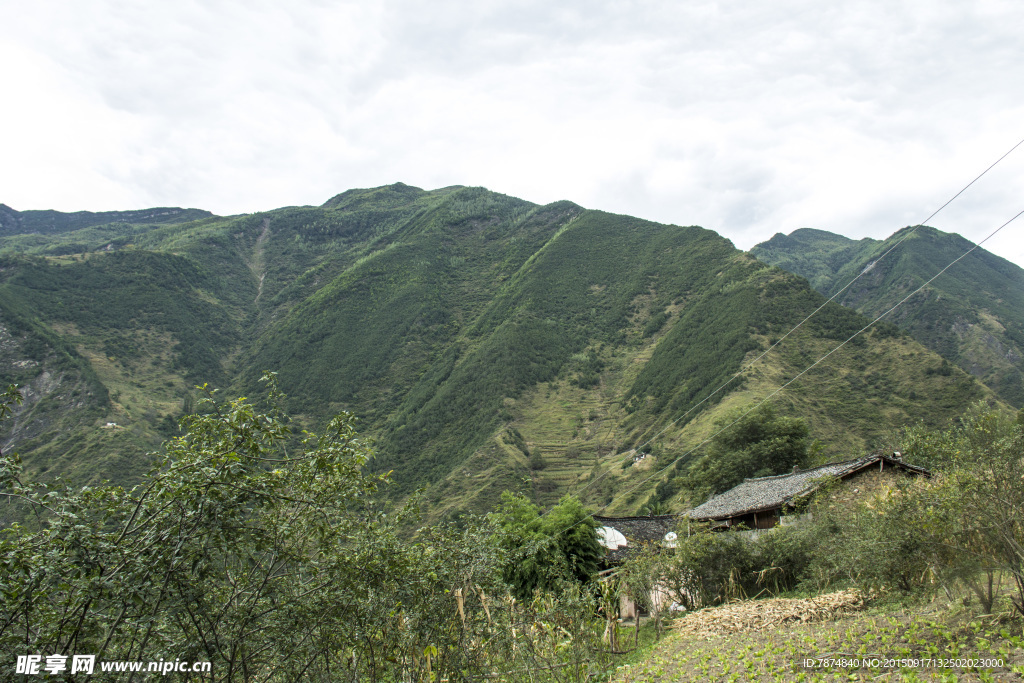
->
[516,386,623,507]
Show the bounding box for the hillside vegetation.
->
[0,187,1001,519]
[753,226,1024,406]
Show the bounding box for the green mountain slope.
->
[752,227,1024,406]
[0,203,214,237]
[0,188,1000,521]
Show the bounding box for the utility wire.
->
[560,136,1024,508]
[578,206,1024,526]
[544,206,1023,541]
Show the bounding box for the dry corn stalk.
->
[455,587,465,625]
[673,589,865,635]
[476,585,492,626]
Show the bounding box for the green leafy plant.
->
[1,377,618,681]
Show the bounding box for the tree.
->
[682,405,810,501]
[2,376,396,678]
[490,492,603,599]
[1,378,502,680]
[902,404,1024,616]
[647,523,755,611]
[804,479,941,593]
[642,500,672,516]
[1,378,619,681]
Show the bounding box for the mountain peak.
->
[321,182,431,210]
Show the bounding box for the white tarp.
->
[596,526,628,549]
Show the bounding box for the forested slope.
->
[753,226,1024,406]
[0,187,999,520]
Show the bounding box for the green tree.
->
[642,500,672,516]
[682,405,810,501]
[490,492,603,599]
[650,523,755,610]
[1,376,395,678]
[802,479,941,594]
[1,379,618,680]
[902,404,1024,616]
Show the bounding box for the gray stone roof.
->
[687,454,929,521]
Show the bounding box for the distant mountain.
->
[752,227,1024,406]
[0,188,996,522]
[0,204,214,237]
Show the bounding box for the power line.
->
[544,149,1024,540]
[559,135,1024,509]
[581,206,1024,524]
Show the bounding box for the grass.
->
[610,592,1024,682]
[604,620,672,671]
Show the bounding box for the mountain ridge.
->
[0,186,1003,520]
[752,225,1024,406]
[0,203,215,237]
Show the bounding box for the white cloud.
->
[1,0,1023,266]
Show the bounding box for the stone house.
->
[594,514,681,619]
[686,453,930,532]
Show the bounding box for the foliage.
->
[801,479,942,594]
[1,206,213,237]
[641,500,672,516]
[0,294,109,402]
[753,225,1024,406]
[0,383,23,424]
[680,405,810,501]
[0,379,615,681]
[729,403,1024,612]
[902,404,1024,616]
[0,251,238,383]
[613,401,1024,680]
[490,492,603,600]
[0,184,995,518]
[647,523,756,611]
[747,523,816,594]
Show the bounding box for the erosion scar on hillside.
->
[252,218,270,305]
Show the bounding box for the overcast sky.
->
[3,0,1023,266]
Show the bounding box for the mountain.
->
[752,227,1024,406]
[0,187,997,521]
[0,204,214,237]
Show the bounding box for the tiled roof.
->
[687,454,929,521]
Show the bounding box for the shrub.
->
[653,524,756,610]
[749,523,816,594]
[490,493,603,600]
[0,380,612,681]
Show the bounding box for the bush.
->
[803,481,939,593]
[653,524,756,610]
[490,493,603,600]
[749,524,816,594]
[0,380,613,681]
[902,404,1024,616]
